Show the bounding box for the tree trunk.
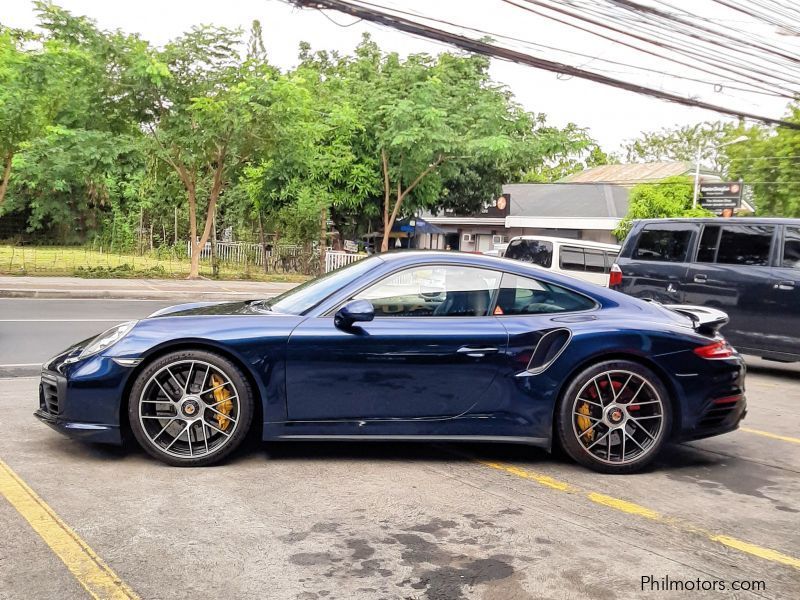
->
[0,152,13,206]
[211,208,219,278]
[319,205,327,276]
[380,150,391,253]
[187,180,200,278]
[185,153,225,279]
[257,210,268,274]
[379,152,444,253]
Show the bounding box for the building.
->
[419,182,630,250]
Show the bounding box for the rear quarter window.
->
[633,227,693,262]
[505,239,554,268]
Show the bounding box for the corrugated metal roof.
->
[559,161,719,184]
[502,183,629,218]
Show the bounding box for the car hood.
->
[148,300,275,318]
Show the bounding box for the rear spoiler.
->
[662,304,729,336]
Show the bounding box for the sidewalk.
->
[0,276,299,301]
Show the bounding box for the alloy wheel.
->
[571,369,665,465]
[137,360,241,460]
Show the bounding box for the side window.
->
[697,225,720,263]
[716,225,774,266]
[584,249,606,273]
[559,246,584,272]
[495,273,596,315]
[353,265,500,317]
[784,227,800,269]
[504,240,553,268]
[633,227,692,262]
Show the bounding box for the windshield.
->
[264,256,383,315]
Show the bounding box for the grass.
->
[0,245,311,283]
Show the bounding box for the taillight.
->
[693,340,735,359]
[609,263,622,287]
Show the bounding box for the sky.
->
[3,0,797,154]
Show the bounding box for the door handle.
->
[457,346,498,358]
[693,274,708,283]
[774,281,796,291]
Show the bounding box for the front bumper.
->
[35,354,131,446]
[34,409,121,444]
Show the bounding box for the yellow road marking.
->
[709,535,800,570]
[478,460,800,570]
[740,427,800,445]
[0,459,139,599]
[478,461,574,491]
[586,492,662,520]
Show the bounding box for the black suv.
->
[612,218,800,362]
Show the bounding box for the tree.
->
[623,121,745,174]
[0,29,48,206]
[726,105,800,217]
[146,26,279,278]
[613,176,713,239]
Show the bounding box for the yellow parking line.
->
[739,427,800,445]
[478,460,800,570]
[0,459,139,600]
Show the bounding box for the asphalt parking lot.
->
[1,299,799,599]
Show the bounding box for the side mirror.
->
[334,299,375,330]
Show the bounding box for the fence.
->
[325,251,366,273]
[186,241,366,274]
[187,241,269,265]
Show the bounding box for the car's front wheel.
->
[556,360,672,474]
[128,350,254,467]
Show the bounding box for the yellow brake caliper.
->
[210,374,233,431]
[576,402,594,442]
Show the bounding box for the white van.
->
[503,236,621,287]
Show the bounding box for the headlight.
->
[77,321,137,360]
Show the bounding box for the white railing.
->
[188,241,266,265]
[325,251,365,272]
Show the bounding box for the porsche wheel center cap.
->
[607,406,624,425]
[181,397,201,418]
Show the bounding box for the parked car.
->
[503,236,620,286]
[37,251,745,474]
[612,217,800,362]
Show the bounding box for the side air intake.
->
[527,328,572,374]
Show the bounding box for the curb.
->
[0,289,280,301]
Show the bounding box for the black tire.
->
[128,350,254,467]
[556,360,672,474]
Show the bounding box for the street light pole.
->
[692,146,702,209]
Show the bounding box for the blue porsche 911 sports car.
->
[35,251,746,473]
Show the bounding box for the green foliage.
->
[613,176,713,240]
[726,104,800,217]
[623,121,745,174]
[1,5,610,259]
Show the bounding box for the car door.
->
[765,225,800,357]
[683,223,777,352]
[617,223,696,302]
[284,264,508,421]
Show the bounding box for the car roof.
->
[633,217,800,225]
[374,250,613,295]
[507,235,620,250]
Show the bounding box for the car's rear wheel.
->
[556,360,671,474]
[128,350,254,467]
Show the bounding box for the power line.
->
[325,1,786,97]
[289,0,800,130]
[516,0,800,96]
